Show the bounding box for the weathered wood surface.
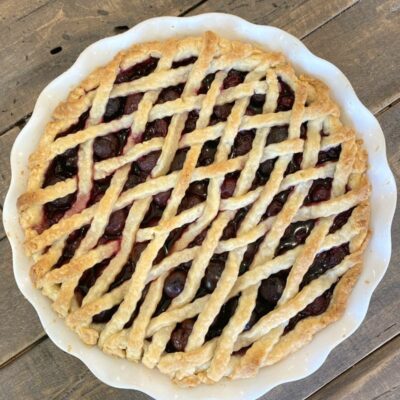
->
[0,0,399,399]
[0,237,44,366]
[309,335,400,400]
[191,0,357,38]
[0,127,19,206]
[191,0,400,114]
[0,0,200,132]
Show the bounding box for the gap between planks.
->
[307,334,400,400]
[0,334,48,370]
[301,0,361,40]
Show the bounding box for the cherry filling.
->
[102,93,145,123]
[45,57,348,344]
[189,226,210,248]
[267,125,289,145]
[239,270,289,333]
[114,57,159,84]
[88,176,112,206]
[210,102,234,125]
[262,188,293,219]
[178,180,209,213]
[239,237,264,275]
[276,78,295,112]
[164,269,188,298]
[329,207,354,234]
[55,109,90,139]
[167,318,196,352]
[75,257,112,306]
[182,110,200,134]
[123,162,147,191]
[301,243,350,288]
[43,191,77,228]
[136,150,161,175]
[230,130,255,158]
[221,172,239,199]
[199,253,228,295]
[140,199,165,228]
[303,178,333,205]
[92,304,119,324]
[108,241,149,293]
[317,145,341,165]
[205,296,240,342]
[153,261,192,318]
[285,153,303,176]
[93,128,130,161]
[276,220,316,256]
[98,207,130,244]
[279,209,353,332]
[171,56,198,69]
[223,70,247,89]
[55,225,89,268]
[197,140,218,167]
[43,147,78,187]
[252,158,277,189]
[156,83,185,104]
[284,286,335,334]
[169,148,189,172]
[93,283,152,326]
[221,207,249,240]
[245,94,266,116]
[42,62,149,225]
[198,73,216,95]
[143,117,170,141]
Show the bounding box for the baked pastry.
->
[18,31,370,386]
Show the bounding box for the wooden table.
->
[0,1,399,399]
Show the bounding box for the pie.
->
[17,31,371,386]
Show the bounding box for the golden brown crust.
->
[17,32,371,386]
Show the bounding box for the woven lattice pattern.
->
[18,32,370,386]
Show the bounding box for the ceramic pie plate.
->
[3,13,397,400]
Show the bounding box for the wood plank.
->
[309,335,400,400]
[0,338,151,400]
[0,0,201,132]
[0,209,5,240]
[190,0,400,114]
[0,126,19,206]
[190,0,357,39]
[302,0,400,113]
[0,237,44,366]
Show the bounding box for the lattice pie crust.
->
[18,32,370,386]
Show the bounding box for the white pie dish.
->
[3,12,396,400]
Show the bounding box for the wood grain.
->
[0,338,151,400]
[302,0,400,113]
[0,209,5,240]
[0,0,399,399]
[0,127,19,206]
[309,335,400,400]
[0,0,200,132]
[191,0,400,114]
[0,238,44,366]
[190,0,357,38]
